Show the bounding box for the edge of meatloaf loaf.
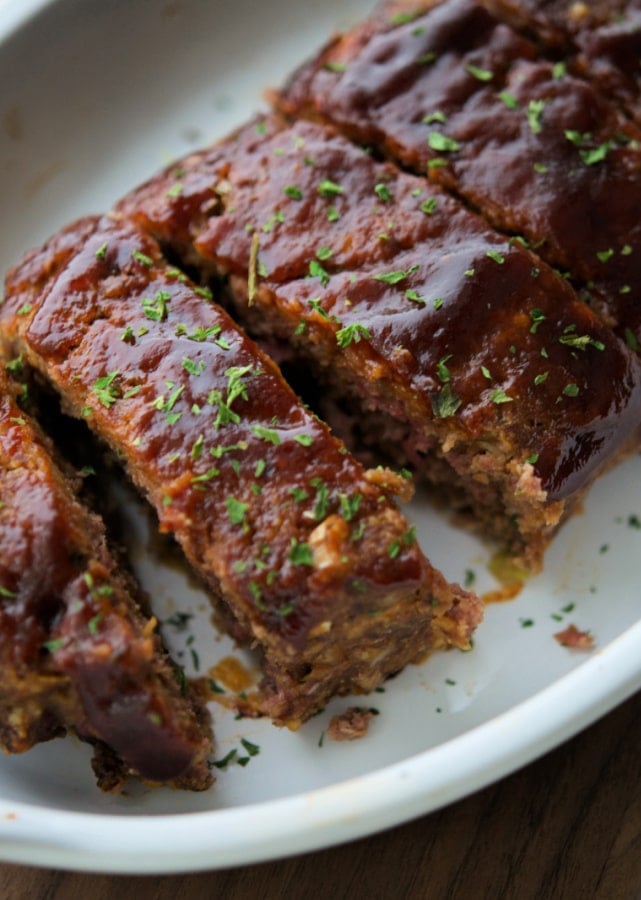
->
[0,213,481,729]
[115,112,641,573]
[0,365,213,792]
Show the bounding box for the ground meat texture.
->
[0,214,480,729]
[116,114,641,571]
[276,0,641,351]
[0,367,213,791]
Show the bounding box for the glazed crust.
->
[277,0,641,349]
[1,214,480,729]
[0,367,213,791]
[117,113,641,570]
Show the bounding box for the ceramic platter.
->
[1,0,640,874]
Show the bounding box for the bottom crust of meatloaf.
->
[1,213,482,730]
[0,366,213,791]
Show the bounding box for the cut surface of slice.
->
[0,366,213,791]
[1,214,479,729]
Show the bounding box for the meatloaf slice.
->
[1,213,480,729]
[0,366,212,791]
[116,114,641,572]
[277,0,641,350]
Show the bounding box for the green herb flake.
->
[132,250,154,267]
[419,197,438,215]
[431,383,462,418]
[93,371,120,408]
[529,309,546,333]
[552,61,566,79]
[240,738,260,757]
[374,182,393,202]
[289,539,314,566]
[405,289,426,305]
[284,185,303,200]
[336,323,371,347]
[559,333,605,351]
[422,110,447,125]
[94,241,109,260]
[489,388,513,404]
[309,258,330,286]
[294,433,314,447]
[436,354,452,383]
[465,63,494,81]
[428,131,461,153]
[226,496,248,526]
[562,383,580,397]
[526,99,546,135]
[373,264,419,285]
[317,178,344,198]
[327,205,340,222]
[533,161,549,173]
[499,91,519,109]
[323,60,347,73]
[142,290,171,322]
[252,424,281,445]
[486,250,505,265]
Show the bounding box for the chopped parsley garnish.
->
[499,91,518,110]
[132,250,154,267]
[289,539,314,566]
[284,185,303,200]
[465,63,493,81]
[252,424,281,445]
[486,250,505,265]
[225,496,248,526]
[94,242,108,259]
[336,323,371,347]
[427,131,461,153]
[422,110,447,125]
[373,264,419,285]
[92,371,120,408]
[431,383,462,418]
[317,179,344,197]
[489,388,513,404]
[309,258,330,286]
[374,182,393,202]
[142,290,171,322]
[526,99,546,134]
[420,197,438,215]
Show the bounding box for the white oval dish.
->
[1,0,641,874]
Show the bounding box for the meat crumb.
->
[327,707,377,741]
[554,623,595,650]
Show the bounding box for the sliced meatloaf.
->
[0,365,213,791]
[116,113,641,572]
[277,0,641,350]
[0,213,480,729]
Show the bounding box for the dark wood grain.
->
[3,690,641,900]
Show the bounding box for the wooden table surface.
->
[2,690,641,900]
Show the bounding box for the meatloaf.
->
[277,0,641,350]
[116,113,641,571]
[485,0,641,128]
[0,364,213,791]
[0,213,480,729]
